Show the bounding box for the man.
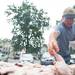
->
[48,7,75,64]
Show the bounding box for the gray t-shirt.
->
[54,22,75,63]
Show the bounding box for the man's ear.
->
[61,16,65,22]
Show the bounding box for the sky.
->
[0,0,75,43]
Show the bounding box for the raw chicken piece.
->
[54,54,73,75]
[0,55,75,75]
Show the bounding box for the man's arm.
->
[48,29,60,56]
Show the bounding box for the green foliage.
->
[6,0,50,53]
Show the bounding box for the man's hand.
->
[48,39,60,56]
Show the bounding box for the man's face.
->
[63,17,74,27]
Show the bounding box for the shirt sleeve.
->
[50,25,62,36]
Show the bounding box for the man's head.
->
[62,7,75,27]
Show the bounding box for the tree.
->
[6,0,50,53]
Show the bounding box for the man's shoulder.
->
[53,23,64,31]
[57,22,64,28]
[50,23,63,34]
